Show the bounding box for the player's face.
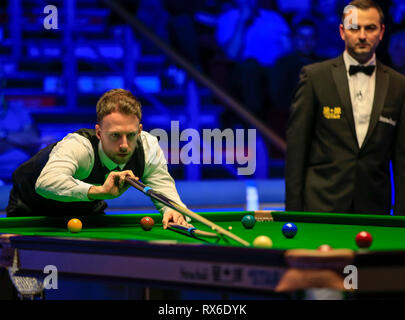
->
[339,8,385,64]
[96,112,142,164]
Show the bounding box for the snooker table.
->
[1,210,405,298]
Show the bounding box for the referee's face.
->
[340,7,385,64]
[96,111,142,164]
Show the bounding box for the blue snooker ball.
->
[282,222,297,238]
[241,214,256,229]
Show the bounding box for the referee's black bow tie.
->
[349,65,375,76]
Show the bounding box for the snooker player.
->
[6,88,192,229]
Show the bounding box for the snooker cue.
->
[125,176,250,247]
[168,223,219,238]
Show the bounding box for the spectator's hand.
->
[162,210,193,229]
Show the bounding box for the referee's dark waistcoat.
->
[6,129,145,217]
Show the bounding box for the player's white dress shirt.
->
[343,50,377,148]
[35,131,185,215]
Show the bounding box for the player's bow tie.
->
[349,65,375,76]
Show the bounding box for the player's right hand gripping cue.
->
[88,170,138,200]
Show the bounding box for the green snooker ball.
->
[241,214,256,229]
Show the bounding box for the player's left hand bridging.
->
[162,210,193,230]
[88,170,138,200]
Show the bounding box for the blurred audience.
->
[267,18,321,158]
[388,30,405,75]
[390,0,405,28]
[0,66,44,183]
[270,18,321,110]
[0,102,41,183]
[216,0,291,66]
[136,0,170,44]
[214,0,291,128]
[163,0,203,70]
[308,0,345,59]
[376,0,405,65]
[275,0,312,21]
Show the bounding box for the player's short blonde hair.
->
[96,89,142,123]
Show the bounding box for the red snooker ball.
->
[355,231,373,248]
[140,216,154,231]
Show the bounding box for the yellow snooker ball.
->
[67,218,82,233]
[253,235,273,248]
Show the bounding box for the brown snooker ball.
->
[140,216,155,231]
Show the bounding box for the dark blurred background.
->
[0,0,404,184]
